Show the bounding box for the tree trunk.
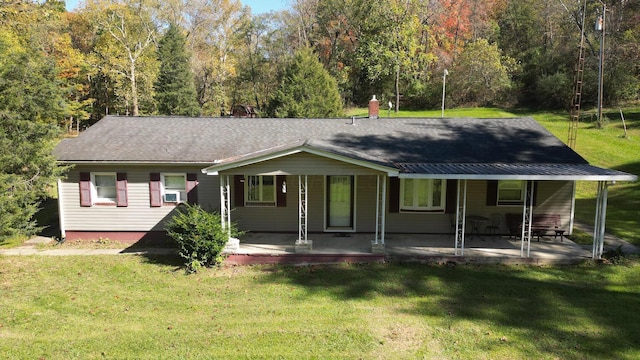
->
[130,61,139,116]
[395,63,400,113]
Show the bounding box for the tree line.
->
[1,0,639,237]
[4,0,640,125]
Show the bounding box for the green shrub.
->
[165,204,242,273]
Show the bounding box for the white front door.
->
[327,176,353,228]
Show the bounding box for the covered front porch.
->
[224,231,592,265]
[205,145,636,261]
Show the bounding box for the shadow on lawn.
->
[257,262,640,358]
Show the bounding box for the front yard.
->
[1,255,639,359]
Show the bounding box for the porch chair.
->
[485,213,503,239]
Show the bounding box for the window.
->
[245,175,276,206]
[400,179,445,211]
[162,174,187,203]
[79,172,127,207]
[92,173,117,203]
[497,180,524,205]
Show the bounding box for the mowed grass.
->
[1,255,639,359]
[347,106,640,245]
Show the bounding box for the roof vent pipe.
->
[368,95,379,119]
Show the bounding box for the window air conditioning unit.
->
[164,191,180,203]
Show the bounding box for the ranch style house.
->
[54,107,636,258]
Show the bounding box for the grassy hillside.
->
[531,108,640,245]
[347,106,640,245]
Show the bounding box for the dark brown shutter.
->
[486,180,498,206]
[79,172,92,207]
[389,177,400,213]
[116,172,128,207]
[234,175,245,207]
[276,175,286,207]
[149,173,162,207]
[445,179,458,214]
[186,173,199,204]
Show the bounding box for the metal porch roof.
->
[396,163,637,181]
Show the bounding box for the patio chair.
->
[485,213,503,238]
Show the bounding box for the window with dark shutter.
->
[116,172,128,207]
[79,172,92,207]
[149,173,162,207]
[186,173,199,204]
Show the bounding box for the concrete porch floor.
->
[226,232,593,265]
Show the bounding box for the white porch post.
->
[372,175,386,253]
[225,175,232,236]
[220,175,238,252]
[219,176,228,231]
[375,175,379,242]
[569,180,577,236]
[381,175,387,244]
[454,179,468,256]
[57,179,66,240]
[593,181,609,259]
[295,175,312,253]
[520,180,535,257]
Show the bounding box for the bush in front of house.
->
[165,204,242,273]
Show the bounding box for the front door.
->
[327,176,354,229]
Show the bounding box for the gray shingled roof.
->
[54,115,636,181]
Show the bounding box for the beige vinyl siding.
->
[230,177,574,234]
[231,175,381,232]
[385,180,573,234]
[232,175,321,232]
[223,152,385,175]
[485,180,573,233]
[531,180,573,230]
[354,175,377,232]
[61,166,220,232]
[307,176,326,231]
[386,211,451,233]
[63,164,574,235]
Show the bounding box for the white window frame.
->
[497,180,525,205]
[400,178,446,212]
[245,175,276,207]
[91,172,117,204]
[161,173,187,203]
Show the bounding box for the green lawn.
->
[347,106,640,246]
[3,109,638,358]
[1,255,639,359]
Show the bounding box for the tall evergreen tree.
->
[0,29,65,238]
[154,23,200,116]
[268,47,343,118]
